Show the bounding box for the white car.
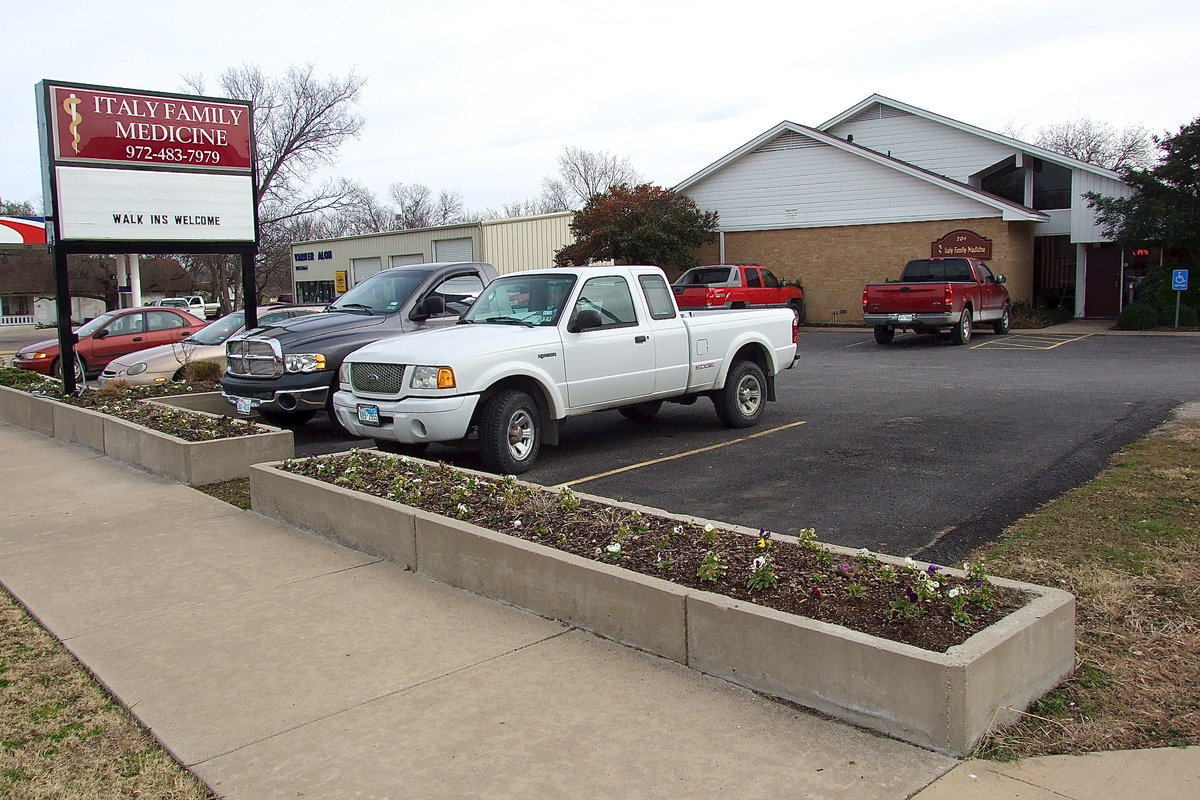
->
[99,305,324,386]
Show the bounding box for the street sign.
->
[1173,269,1190,291]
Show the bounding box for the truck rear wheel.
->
[479,389,541,474]
[952,309,973,345]
[713,360,765,428]
[873,325,895,345]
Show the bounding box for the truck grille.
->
[227,339,283,377]
[349,362,406,394]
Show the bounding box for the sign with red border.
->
[48,85,252,172]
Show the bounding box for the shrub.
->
[1116,302,1159,330]
[1011,301,1074,329]
[181,360,223,383]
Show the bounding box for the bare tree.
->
[389,182,469,229]
[1035,118,1155,171]
[181,63,366,310]
[539,146,641,211]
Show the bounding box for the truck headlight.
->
[339,361,352,385]
[284,353,327,373]
[410,365,456,389]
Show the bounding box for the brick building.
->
[677,95,1132,323]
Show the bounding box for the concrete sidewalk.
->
[1,422,1195,799]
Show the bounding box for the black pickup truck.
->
[221,261,498,428]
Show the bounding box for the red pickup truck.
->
[862,257,1011,345]
[672,264,805,322]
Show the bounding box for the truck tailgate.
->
[671,286,711,307]
[864,283,947,314]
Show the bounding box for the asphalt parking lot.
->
[5,324,1197,561]
[293,327,1199,562]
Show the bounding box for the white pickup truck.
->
[332,265,798,473]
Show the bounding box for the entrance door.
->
[1084,244,1121,317]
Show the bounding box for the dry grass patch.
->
[972,410,1200,759]
[0,589,213,799]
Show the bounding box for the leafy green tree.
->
[553,184,718,269]
[1086,117,1200,265]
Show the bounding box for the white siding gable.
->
[827,104,1015,182]
[684,131,1000,231]
[1070,171,1133,243]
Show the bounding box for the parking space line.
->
[559,420,808,488]
[972,333,1094,350]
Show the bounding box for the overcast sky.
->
[4,0,1198,215]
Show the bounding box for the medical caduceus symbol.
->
[62,93,83,154]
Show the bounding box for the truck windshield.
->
[461,274,577,326]
[328,271,426,315]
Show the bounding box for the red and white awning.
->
[0,216,47,246]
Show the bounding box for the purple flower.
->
[810,586,823,598]
[926,564,943,576]
[905,587,919,603]
[837,562,855,577]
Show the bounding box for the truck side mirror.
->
[412,295,446,319]
[568,309,603,333]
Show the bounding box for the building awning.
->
[0,216,47,247]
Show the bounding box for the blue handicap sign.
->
[1172,269,1189,291]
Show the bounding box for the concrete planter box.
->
[0,385,293,484]
[250,460,1075,756]
[0,384,56,435]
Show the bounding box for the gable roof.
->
[819,93,1125,182]
[675,121,1048,223]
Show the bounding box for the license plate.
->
[235,397,253,415]
[895,314,914,323]
[357,404,380,426]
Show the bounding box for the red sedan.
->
[12,307,208,380]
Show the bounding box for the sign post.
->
[1172,269,1190,329]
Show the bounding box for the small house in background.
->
[0,251,197,325]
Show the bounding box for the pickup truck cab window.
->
[638,274,677,320]
[428,274,486,317]
[575,276,638,328]
[745,269,763,288]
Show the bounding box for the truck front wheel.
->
[993,304,1011,334]
[873,325,895,345]
[479,389,541,474]
[713,360,765,428]
[952,309,973,345]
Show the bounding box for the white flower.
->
[904,557,917,569]
[512,520,522,528]
[751,556,766,572]
[704,523,715,533]
[606,542,621,554]
[456,503,469,515]
[948,588,961,598]
[858,548,871,558]
[673,525,683,535]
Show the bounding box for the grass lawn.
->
[2,407,1197,795]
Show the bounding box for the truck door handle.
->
[635,335,649,343]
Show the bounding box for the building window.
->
[296,280,335,304]
[1032,160,1072,210]
[981,161,1025,205]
